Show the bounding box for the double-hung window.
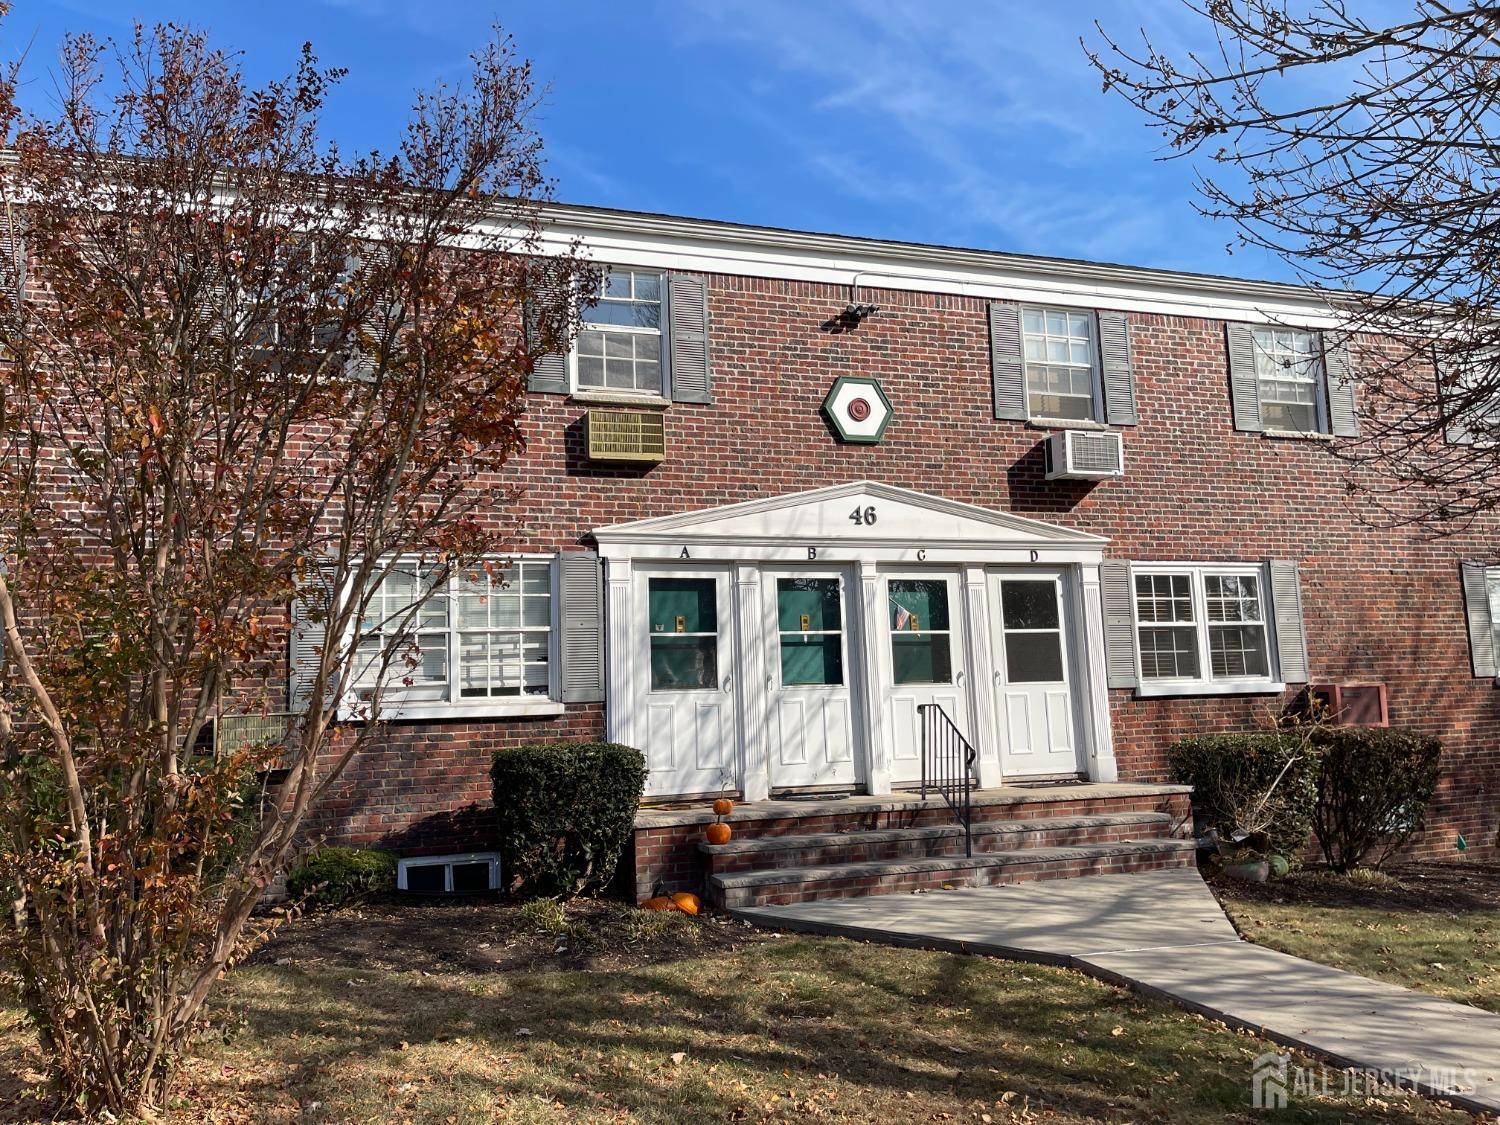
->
[1252,327,1324,433]
[1132,565,1276,692]
[351,557,559,717]
[574,268,664,396]
[1021,307,1100,422]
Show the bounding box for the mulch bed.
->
[1214,860,1500,913]
[247,894,766,976]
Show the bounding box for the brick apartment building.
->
[297,202,1500,884]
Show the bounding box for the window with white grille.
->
[1252,327,1324,432]
[1021,307,1100,421]
[352,558,557,715]
[1133,565,1275,689]
[575,268,663,395]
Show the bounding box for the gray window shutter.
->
[667,273,711,403]
[1097,310,1137,425]
[525,263,569,394]
[1268,559,1310,684]
[1461,562,1497,678]
[1436,347,1477,445]
[1322,331,1359,437]
[288,563,338,715]
[0,204,24,310]
[988,302,1026,421]
[559,551,605,703]
[1226,322,1263,432]
[1101,560,1138,689]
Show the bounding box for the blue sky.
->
[7,1,1294,282]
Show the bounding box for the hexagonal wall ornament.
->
[822,376,893,444]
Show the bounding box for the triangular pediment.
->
[593,481,1107,549]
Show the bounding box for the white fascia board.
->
[527,205,1346,330]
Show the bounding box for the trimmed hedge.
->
[1168,732,1320,857]
[286,846,398,910]
[491,741,647,899]
[1313,727,1441,872]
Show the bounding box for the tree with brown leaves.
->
[0,17,584,1114]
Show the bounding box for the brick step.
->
[700,812,1177,874]
[708,838,1197,909]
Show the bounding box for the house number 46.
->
[849,505,878,526]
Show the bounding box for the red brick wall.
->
[302,275,1500,864]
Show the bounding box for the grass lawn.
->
[1215,861,1500,1013]
[0,896,1477,1123]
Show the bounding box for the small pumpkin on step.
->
[705,821,732,846]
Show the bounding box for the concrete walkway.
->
[733,868,1500,1116]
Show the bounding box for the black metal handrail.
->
[918,702,978,857]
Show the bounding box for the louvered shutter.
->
[1097,310,1137,425]
[525,261,569,394]
[1436,347,1477,446]
[288,562,338,714]
[559,551,605,703]
[667,273,711,403]
[0,204,24,310]
[1227,322,1263,431]
[988,302,1026,421]
[344,243,393,382]
[1461,562,1497,678]
[1101,560,1138,689]
[1267,559,1309,683]
[1322,331,1359,437]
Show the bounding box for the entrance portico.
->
[594,481,1118,801]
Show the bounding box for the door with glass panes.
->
[762,570,858,791]
[882,572,969,785]
[638,569,737,796]
[987,569,1082,777]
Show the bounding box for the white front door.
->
[988,568,1083,778]
[762,569,858,791]
[881,571,969,785]
[637,568,737,796]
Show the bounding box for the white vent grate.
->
[1044,430,1125,480]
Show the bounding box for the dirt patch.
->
[248,894,767,976]
[1215,860,1500,914]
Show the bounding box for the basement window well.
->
[396,852,501,894]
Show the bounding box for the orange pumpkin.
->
[712,797,734,817]
[641,895,678,911]
[671,892,701,915]
[705,821,732,846]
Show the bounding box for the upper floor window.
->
[575,268,663,395]
[1021,307,1100,421]
[350,558,557,716]
[1252,327,1323,433]
[1133,565,1274,690]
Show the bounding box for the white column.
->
[735,564,770,802]
[1078,562,1120,783]
[604,558,634,749]
[857,559,891,794]
[962,564,1003,788]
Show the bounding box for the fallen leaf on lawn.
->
[670,1051,686,1065]
[1111,1026,1124,1036]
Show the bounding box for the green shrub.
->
[1167,732,1320,857]
[1312,727,1441,872]
[286,846,398,910]
[491,741,647,899]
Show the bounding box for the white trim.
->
[1134,680,1287,699]
[523,202,1347,329]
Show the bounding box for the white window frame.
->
[568,266,667,401]
[1252,326,1329,435]
[1130,562,1284,698]
[1020,305,1104,424]
[342,554,564,722]
[396,851,501,893]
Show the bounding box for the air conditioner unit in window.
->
[1309,682,1389,727]
[585,409,667,463]
[1043,429,1124,480]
